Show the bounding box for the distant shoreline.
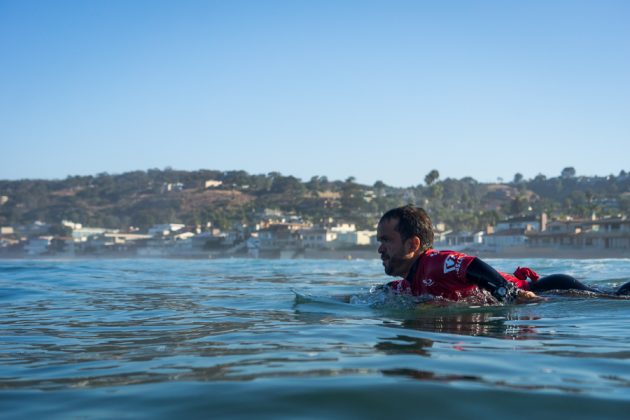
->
[297,247,630,260]
[1,246,628,260]
[467,247,630,260]
[289,247,630,260]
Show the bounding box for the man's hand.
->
[514,289,544,303]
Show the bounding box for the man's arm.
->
[466,258,537,303]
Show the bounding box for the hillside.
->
[1,168,629,232]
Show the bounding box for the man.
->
[377,205,630,303]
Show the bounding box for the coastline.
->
[288,246,630,260]
[466,246,630,260]
[299,246,630,260]
[1,246,628,260]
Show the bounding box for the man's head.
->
[377,206,434,277]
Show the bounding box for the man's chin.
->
[383,258,405,277]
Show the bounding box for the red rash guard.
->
[387,249,536,301]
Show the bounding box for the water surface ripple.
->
[1,258,630,419]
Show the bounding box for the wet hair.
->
[379,205,434,251]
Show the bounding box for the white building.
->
[527,216,630,250]
[148,224,186,237]
[72,226,109,241]
[161,182,184,193]
[483,229,528,247]
[329,223,356,233]
[62,220,82,230]
[441,231,485,248]
[300,225,374,249]
[483,214,546,248]
[205,180,223,189]
[0,226,14,235]
[335,230,376,246]
[495,214,543,232]
[300,228,339,249]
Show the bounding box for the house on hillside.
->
[0,226,14,235]
[204,180,223,189]
[161,182,184,193]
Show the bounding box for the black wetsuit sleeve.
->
[466,258,517,302]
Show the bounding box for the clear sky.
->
[1,0,629,187]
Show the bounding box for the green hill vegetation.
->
[1,167,629,233]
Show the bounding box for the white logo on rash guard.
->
[423,278,434,286]
[443,254,463,274]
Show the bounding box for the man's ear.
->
[406,236,421,254]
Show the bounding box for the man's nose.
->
[377,243,384,253]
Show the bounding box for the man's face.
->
[377,218,416,277]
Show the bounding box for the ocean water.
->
[1,257,630,419]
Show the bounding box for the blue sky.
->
[1,0,628,187]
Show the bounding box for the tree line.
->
[0,167,628,234]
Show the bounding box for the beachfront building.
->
[60,220,116,242]
[256,222,307,257]
[484,228,529,248]
[299,223,372,250]
[0,236,21,254]
[25,236,53,256]
[495,214,545,232]
[441,231,485,249]
[432,223,451,245]
[335,230,376,247]
[527,216,630,250]
[148,223,186,237]
[83,232,152,254]
[72,226,110,241]
[300,227,339,249]
[16,221,50,237]
[329,223,357,233]
[482,213,546,248]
